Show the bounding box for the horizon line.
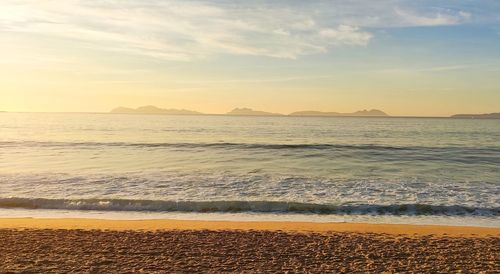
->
[2,110,498,119]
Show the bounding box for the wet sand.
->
[1,218,499,236]
[0,218,498,273]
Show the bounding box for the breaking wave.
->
[0,198,498,216]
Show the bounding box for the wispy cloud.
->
[0,0,491,61]
[375,63,498,74]
[394,8,470,26]
[170,75,333,85]
[0,0,372,61]
[414,64,471,72]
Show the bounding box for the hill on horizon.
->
[290,109,388,117]
[226,108,284,116]
[111,106,203,115]
[450,113,500,119]
[110,106,392,117]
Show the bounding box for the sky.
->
[1,0,499,116]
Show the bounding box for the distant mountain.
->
[290,109,388,117]
[110,106,389,117]
[451,113,500,119]
[290,111,341,116]
[351,109,388,116]
[226,108,284,116]
[111,106,203,115]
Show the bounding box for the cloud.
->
[394,7,471,26]
[414,64,470,72]
[319,25,372,46]
[0,1,489,61]
[0,0,373,61]
[375,63,498,74]
[170,75,333,85]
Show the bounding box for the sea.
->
[0,113,498,227]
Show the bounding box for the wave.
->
[0,198,498,216]
[2,140,500,152]
[3,141,499,164]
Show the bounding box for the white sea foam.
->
[0,197,497,217]
[0,113,498,224]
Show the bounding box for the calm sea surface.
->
[0,113,498,226]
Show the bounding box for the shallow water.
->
[0,113,498,226]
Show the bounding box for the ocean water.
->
[0,113,499,226]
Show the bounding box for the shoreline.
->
[0,218,498,236]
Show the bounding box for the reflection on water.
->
[0,113,499,225]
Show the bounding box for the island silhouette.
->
[290,109,387,117]
[111,106,202,115]
[111,106,388,117]
[451,113,500,119]
[110,106,500,118]
[226,108,284,116]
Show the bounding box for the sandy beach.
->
[0,218,498,273]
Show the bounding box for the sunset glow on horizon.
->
[1,2,499,271]
[1,0,499,116]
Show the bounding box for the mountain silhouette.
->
[111,106,203,115]
[451,113,500,119]
[226,108,284,116]
[110,106,390,117]
[290,109,388,117]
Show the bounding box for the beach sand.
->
[0,218,498,273]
